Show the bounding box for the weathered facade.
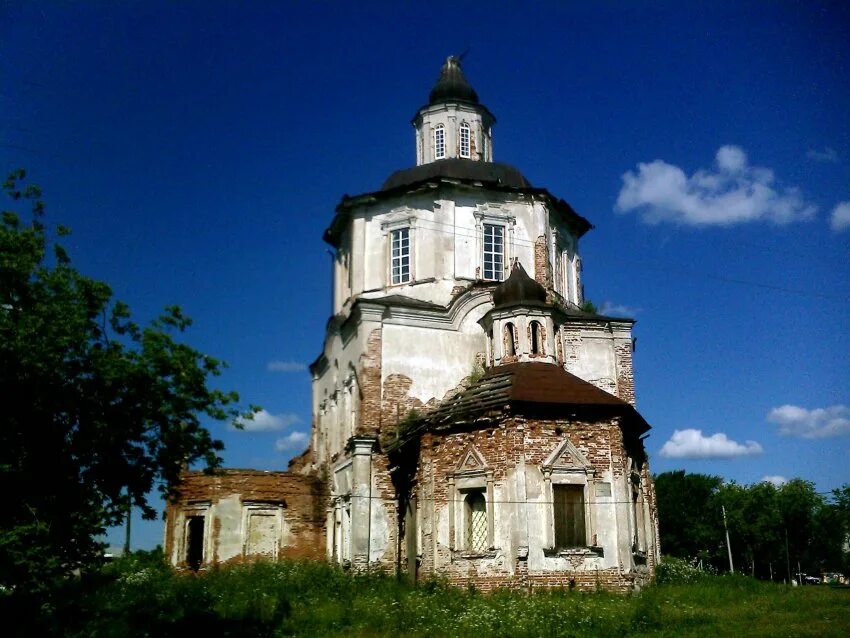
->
[164,56,660,590]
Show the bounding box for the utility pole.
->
[785,527,791,585]
[722,505,734,574]
[124,490,132,555]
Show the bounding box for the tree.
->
[654,470,724,564]
[0,170,250,601]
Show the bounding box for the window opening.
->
[504,323,516,357]
[483,224,504,281]
[553,485,585,548]
[186,516,205,570]
[391,228,411,284]
[530,321,543,355]
[465,490,487,552]
[459,122,471,158]
[434,125,446,159]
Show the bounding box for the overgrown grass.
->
[6,552,848,637]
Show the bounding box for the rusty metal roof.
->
[411,362,650,437]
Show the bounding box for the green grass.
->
[9,553,849,637]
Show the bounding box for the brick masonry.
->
[165,470,328,568]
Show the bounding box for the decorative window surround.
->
[449,446,495,556]
[181,502,211,570]
[390,228,411,285]
[474,207,514,282]
[540,439,598,553]
[382,215,416,287]
[242,503,285,559]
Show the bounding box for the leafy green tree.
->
[0,170,250,601]
[654,471,724,564]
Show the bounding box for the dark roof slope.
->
[428,56,479,105]
[493,262,547,309]
[382,158,530,191]
[416,362,649,435]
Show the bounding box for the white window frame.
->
[459,122,471,158]
[390,227,411,285]
[474,207,514,282]
[382,215,416,287]
[482,223,506,281]
[434,124,446,159]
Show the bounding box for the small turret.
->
[480,262,559,367]
[413,56,495,165]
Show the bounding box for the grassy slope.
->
[27,556,850,638]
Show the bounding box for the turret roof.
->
[492,262,548,309]
[428,55,479,105]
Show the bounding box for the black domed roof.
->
[382,158,530,191]
[492,262,547,309]
[429,56,479,105]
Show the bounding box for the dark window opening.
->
[531,321,543,355]
[186,516,205,570]
[554,485,585,548]
[504,323,516,357]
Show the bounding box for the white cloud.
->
[275,431,309,452]
[234,409,301,432]
[267,360,307,372]
[767,404,850,439]
[761,475,788,487]
[806,147,839,163]
[659,428,763,459]
[616,145,817,226]
[599,301,639,317]
[830,201,850,232]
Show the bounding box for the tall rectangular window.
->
[459,123,471,158]
[483,224,504,281]
[464,489,488,552]
[553,484,586,548]
[391,228,411,284]
[434,126,446,159]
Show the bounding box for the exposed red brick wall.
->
[614,340,636,405]
[406,415,652,590]
[165,470,328,566]
[447,569,638,593]
[357,329,382,435]
[533,235,552,288]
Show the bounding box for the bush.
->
[655,556,718,585]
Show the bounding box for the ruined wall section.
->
[409,416,654,592]
[164,470,327,569]
[559,320,636,404]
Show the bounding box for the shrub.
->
[655,556,718,585]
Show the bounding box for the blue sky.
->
[2,2,848,550]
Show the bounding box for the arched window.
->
[504,322,516,357]
[465,490,487,552]
[530,321,543,355]
[434,124,446,159]
[459,122,471,158]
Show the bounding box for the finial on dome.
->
[429,54,479,105]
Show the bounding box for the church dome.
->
[381,158,530,191]
[492,262,547,309]
[428,56,479,105]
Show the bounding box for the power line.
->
[388,218,849,302]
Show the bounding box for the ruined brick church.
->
[165,57,661,591]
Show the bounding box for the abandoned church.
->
[164,57,661,591]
